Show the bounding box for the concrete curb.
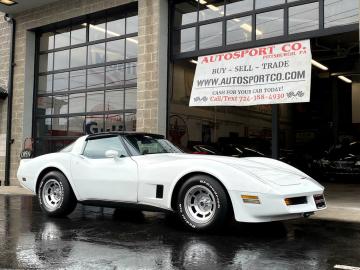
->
[0,186,34,195]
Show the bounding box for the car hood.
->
[135,154,311,186]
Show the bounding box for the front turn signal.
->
[241,195,261,204]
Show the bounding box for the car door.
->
[71,135,138,202]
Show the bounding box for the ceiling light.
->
[338,76,352,84]
[311,59,328,71]
[196,0,207,4]
[206,4,219,11]
[127,37,138,44]
[0,0,17,6]
[190,59,198,64]
[240,23,263,36]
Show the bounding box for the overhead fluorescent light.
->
[0,0,17,6]
[127,37,138,44]
[239,23,262,36]
[338,76,352,83]
[196,0,207,4]
[311,59,328,71]
[190,59,198,64]
[206,4,219,11]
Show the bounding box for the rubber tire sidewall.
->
[177,175,229,231]
[38,171,77,217]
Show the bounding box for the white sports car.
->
[17,132,326,231]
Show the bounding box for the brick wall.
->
[137,0,167,134]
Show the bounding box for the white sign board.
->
[189,40,312,107]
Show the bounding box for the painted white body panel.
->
[17,135,326,223]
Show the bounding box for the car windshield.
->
[124,134,183,155]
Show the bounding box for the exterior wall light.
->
[0,87,8,99]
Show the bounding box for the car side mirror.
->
[105,150,119,159]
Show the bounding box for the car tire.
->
[38,171,77,217]
[176,174,229,231]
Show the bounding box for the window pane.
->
[85,115,104,134]
[40,32,54,51]
[53,72,69,92]
[34,139,46,156]
[36,118,52,137]
[69,116,85,136]
[227,16,252,45]
[125,112,136,131]
[174,1,198,26]
[199,0,224,21]
[69,93,85,114]
[38,75,53,94]
[126,37,138,59]
[53,95,68,115]
[87,91,104,113]
[255,0,284,9]
[70,46,87,68]
[125,87,137,110]
[105,89,124,111]
[125,62,137,85]
[88,43,105,65]
[107,39,125,62]
[106,64,125,86]
[126,15,138,34]
[105,113,124,132]
[256,9,284,40]
[54,28,70,49]
[200,22,223,49]
[324,0,359,28]
[83,136,127,158]
[107,18,125,38]
[54,50,70,70]
[39,53,53,73]
[89,20,106,41]
[289,2,319,34]
[70,70,86,90]
[51,118,68,135]
[87,67,105,89]
[226,0,253,16]
[36,97,52,116]
[180,28,196,53]
[71,24,87,45]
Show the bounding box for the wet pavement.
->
[0,195,360,270]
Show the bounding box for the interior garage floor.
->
[312,182,360,223]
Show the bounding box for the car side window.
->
[83,136,128,159]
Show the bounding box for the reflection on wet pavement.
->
[0,195,359,269]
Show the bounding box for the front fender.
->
[165,159,273,209]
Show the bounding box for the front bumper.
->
[229,190,326,223]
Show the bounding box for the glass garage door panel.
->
[34,10,138,156]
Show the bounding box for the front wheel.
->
[38,171,77,217]
[176,175,229,231]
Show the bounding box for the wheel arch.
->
[170,171,235,218]
[35,166,78,200]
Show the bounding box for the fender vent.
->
[156,185,163,199]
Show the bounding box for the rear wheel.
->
[176,174,229,231]
[38,171,77,217]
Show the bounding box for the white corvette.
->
[17,132,326,231]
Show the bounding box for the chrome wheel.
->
[41,179,63,211]
[184,185,216,224]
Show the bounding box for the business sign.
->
[189,40,312,107]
